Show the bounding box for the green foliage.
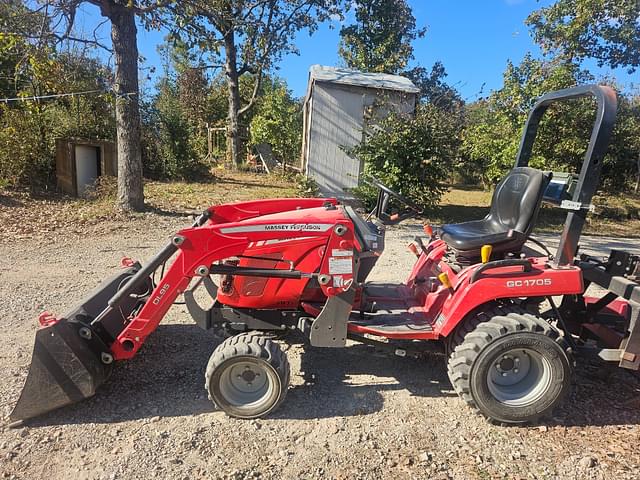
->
[0,91,114,187]
[144,40,306,180]
[527,0,640,72]
[250,79,302,164]
[180,1,345,75]
[174,0,345,165]
[349,104,461,209]
[462,55,597,185]
[462,55,640,191]
[0,37,115,187]
[405,62,463,112]
[0,1,117,188]
[338,0,425,74]
[295,174,320,198]
[0,104,51,186]
[142,78,208,180]
[601,90,640,190]
[0,1,53,98]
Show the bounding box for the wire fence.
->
[0,89,137,103]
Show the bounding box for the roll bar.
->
[514,84,618,267]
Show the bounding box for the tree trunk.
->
[110,5,144,211]
[635,156,640,193]
[224,29,242,168]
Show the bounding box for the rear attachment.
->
[10,265,152,425]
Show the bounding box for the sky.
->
[73,0,636,101]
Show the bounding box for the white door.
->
[75,145,99,197]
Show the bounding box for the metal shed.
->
[301,65,419,194]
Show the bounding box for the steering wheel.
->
[362,176,423,225]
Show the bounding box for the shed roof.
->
[307,65,420,95]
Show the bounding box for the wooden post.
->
[205,122,213,165]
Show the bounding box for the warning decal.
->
[328,257,353,275]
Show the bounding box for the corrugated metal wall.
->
[305,82,416,194]
[306,83,364,192]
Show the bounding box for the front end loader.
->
[9,84,640,426]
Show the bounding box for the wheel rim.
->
[486,347,552,407]
[218,358,279,410]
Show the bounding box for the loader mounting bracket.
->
[309,288,355,347]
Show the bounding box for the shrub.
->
[349,103,461,210]
[295,174,320,197]
[249,80,302,165]
[0,104,53,187]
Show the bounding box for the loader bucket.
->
[9,319,112,423]
[10,265,152,424]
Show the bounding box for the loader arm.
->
[110,212,356,360]
[10,202,356,423]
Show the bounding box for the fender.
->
[434,258,584,337]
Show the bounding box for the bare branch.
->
[17,32,113,52]
[243,0,274,21]
[236,0,315,115]
[60,1,80,40]
[192,64,224,70]
[238,68,263,116]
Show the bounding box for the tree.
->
[140,41,214,180]
[0,50,115,187]
[349,104,461,209]
[599,87,640,191]
[405,61,463,112]
[250,79,302,165]
[0,1,49,98]
[527,0,640,72]
[523,1,640,193]
[12,1,190,211]
[338,0,425,74]
[143,78,202,179]
[181,0,343,167]
[462,55,596,186]
[462,54,640,191]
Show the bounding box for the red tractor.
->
[10,85,640,426]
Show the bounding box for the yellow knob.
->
[437,272,452,289]
[481,245,493,264]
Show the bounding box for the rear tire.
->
[446,303,521,355]
[447,310,572,424]
[205,332,290,419]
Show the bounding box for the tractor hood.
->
[214,205,350,236]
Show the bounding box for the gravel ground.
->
[1,214,639,480]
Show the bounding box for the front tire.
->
[448,310,572,424]
[205,332,290,419]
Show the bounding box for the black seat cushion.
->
[440,167,550,255]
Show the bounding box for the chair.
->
[439,167,551,259]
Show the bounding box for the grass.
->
[143,172,297,213]
[0,171,298,240]
[1,174,638,240]
[423,185,640,237]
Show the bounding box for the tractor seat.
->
[439,167,550,258]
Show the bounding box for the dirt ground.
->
[1,213,639,480]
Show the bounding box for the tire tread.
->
[205,332,290,418]
[447,305,572,423]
